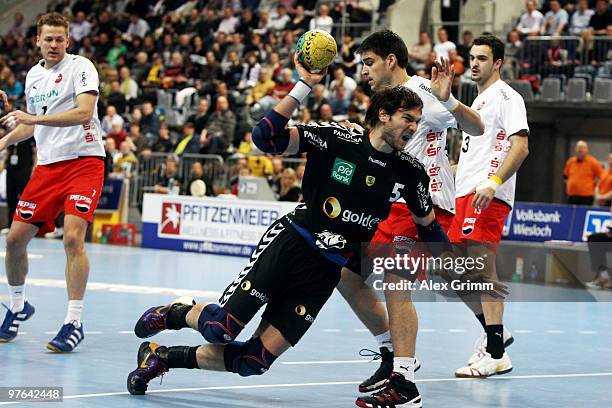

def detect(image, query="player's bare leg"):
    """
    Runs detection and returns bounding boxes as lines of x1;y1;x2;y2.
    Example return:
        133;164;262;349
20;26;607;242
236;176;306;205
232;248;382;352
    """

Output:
46;215;90;352
0;221;38;342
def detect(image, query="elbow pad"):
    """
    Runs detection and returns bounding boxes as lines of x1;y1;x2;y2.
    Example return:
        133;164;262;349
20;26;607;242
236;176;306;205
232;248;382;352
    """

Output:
252;109;290;154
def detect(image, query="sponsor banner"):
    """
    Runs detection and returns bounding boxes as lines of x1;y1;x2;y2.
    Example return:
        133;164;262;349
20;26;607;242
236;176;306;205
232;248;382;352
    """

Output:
96;178;123;210
141;194;297;256
503;202;610;242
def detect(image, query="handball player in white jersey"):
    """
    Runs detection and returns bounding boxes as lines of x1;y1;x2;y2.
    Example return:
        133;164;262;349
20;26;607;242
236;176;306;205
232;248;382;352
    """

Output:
335;30;484;407
449;35;529;378
0;13;105;352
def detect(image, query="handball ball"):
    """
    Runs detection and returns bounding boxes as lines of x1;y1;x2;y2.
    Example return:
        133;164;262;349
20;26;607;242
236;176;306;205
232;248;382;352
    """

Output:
296;29;337;73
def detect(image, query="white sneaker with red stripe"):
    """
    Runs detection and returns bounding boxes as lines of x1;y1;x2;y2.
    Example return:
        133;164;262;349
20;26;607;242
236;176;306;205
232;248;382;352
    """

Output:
455;352;512;378
466;328;514;366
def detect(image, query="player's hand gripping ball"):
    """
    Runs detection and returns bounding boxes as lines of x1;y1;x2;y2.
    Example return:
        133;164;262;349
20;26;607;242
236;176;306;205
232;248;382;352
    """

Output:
296;29;337;73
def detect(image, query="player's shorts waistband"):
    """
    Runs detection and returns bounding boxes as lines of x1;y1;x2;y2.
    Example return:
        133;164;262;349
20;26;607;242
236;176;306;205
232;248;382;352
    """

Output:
39;156;105;168
283;217;353;267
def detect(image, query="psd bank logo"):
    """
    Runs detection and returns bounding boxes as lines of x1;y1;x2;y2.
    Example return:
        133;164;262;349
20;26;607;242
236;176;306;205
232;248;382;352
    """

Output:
160;203;182;235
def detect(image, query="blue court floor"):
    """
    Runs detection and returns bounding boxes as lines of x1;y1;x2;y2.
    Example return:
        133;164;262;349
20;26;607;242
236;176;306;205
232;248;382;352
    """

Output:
0;238;611;407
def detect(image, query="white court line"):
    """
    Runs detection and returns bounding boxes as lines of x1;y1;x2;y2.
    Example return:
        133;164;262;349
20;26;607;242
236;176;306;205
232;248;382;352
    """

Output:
514;329;532;333
419;329;436;333
0;252;44;259
448;329;465;333
85;331;104;335
322;329;341;333
0;277;222;299
282;360;374;365
547;330;566;334
118;331;133;334
353;329;369;333
1;372;611;405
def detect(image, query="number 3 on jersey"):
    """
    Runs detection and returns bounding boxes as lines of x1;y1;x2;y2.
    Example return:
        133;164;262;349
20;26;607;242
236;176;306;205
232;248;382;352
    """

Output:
389;183;405;202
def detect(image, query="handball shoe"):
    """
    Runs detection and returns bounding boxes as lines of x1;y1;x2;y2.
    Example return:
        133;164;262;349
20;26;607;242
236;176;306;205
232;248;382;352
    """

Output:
127;342;169;395
134;296;195;338
466;328;514;365
455;352;512;378
47;321;84;352
356;372;422;408
358;348;422;393
0;302;35;342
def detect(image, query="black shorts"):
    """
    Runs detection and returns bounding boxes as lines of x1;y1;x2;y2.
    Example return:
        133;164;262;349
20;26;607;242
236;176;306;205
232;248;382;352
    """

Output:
219;218;342;346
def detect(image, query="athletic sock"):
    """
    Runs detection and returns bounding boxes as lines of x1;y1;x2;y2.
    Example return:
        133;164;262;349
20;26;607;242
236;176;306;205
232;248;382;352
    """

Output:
166;303;193;330
64;300;83;326
158;346;199;369
375;330;393;352
475;313;487;330
8;284;25;313
393;357;416;382
485;324;504;359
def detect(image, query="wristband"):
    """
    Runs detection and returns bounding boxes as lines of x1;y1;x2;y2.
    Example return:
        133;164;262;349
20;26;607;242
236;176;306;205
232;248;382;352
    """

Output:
288;79;312;104
439;94;459;112
478;178;499;192
490;175;503;186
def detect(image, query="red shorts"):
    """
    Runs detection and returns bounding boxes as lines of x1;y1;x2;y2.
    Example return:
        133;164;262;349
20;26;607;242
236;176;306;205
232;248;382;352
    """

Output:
447;193;511;252
372;202;454;243
14;157;105;234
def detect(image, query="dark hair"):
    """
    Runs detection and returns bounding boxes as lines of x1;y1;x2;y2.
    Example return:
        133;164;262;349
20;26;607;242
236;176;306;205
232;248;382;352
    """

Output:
365;86;423;127
357;30;409;69
37;12;69;35
472;35;505;62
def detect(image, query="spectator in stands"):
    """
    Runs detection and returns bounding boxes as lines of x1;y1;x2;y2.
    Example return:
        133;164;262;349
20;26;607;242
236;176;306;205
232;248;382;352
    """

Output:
570;0;596;35
448;48;464;93
126;13;150;40
107;80;128;114
587;0;612;36
174;122;201;155
330;66;357;100
433;27;456;61
223;50;244;88
264;52;283;81
236;131;257;155
248;155;273;177
71;11;91;45
456;30;473;63
217;7;240;35
201;95;236;155
237;8;258;35
7;12;27;39
306;84;329;120
278;168;302;202
298;106;314;125
200;51;223;84
163;52;189;90
319;103;334;122
543;0;569;36
101;106;124;136
246;68;276;106
113;141;138;179
107;35;127;67
141;101;161;143
2;73;23;104
585;204;612;289
230;165;251;195
153;155;182;195
188;99;211;135
502;30;523;80
517;0;545;36
595;153;612;207
310;4;334;33
152;123;174;153
127;123;149;154
256;68;295;113
408;31;433;71
184;161;214;197
288;5;310;36
269;5;291;31
143;54;163;89
107;120;128;148
239;51;262;90
340;33;360;76
563;140;604;205
329;85;350;115
105;137;120;164
119;67;139;103
268;157;284;196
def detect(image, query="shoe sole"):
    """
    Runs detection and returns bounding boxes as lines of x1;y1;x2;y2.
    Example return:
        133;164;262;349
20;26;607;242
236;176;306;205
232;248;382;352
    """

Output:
0;307;36;343
358;362;422;393
46;343;72;353
356;396;423;408
455;366;513;378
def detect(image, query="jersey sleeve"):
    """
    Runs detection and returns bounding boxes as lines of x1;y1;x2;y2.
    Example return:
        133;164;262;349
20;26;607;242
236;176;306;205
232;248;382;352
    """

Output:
73;57;100;96
399;155;433;218
294;124;333;154
501;92;529;137
436;98;458;129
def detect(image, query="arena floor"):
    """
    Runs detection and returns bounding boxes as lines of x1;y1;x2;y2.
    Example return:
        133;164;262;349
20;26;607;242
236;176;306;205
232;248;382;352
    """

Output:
0;238;611;408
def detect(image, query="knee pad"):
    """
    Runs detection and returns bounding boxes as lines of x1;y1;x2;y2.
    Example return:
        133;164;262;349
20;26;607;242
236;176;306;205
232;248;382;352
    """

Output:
224;337;277;377
197;304;242;344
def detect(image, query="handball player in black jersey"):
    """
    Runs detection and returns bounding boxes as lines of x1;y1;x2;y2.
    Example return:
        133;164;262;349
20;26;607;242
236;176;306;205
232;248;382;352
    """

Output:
126;54;451;397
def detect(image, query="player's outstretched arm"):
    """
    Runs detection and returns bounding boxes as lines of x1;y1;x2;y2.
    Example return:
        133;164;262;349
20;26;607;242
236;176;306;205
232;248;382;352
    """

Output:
471;132;529;209
430;58;484;136
252;53;327;156
0;123;35;153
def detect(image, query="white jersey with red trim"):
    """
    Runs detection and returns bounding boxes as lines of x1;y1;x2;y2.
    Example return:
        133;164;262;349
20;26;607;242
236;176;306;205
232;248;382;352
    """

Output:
25;53;104;165
402;76;457;214
455;79;529;208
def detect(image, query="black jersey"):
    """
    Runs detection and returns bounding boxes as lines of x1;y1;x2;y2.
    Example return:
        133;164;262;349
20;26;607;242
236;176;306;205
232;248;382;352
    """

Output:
285;122;432;253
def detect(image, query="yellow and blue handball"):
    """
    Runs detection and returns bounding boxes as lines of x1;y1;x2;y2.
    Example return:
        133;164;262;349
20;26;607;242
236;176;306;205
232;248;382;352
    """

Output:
296;29;337;73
